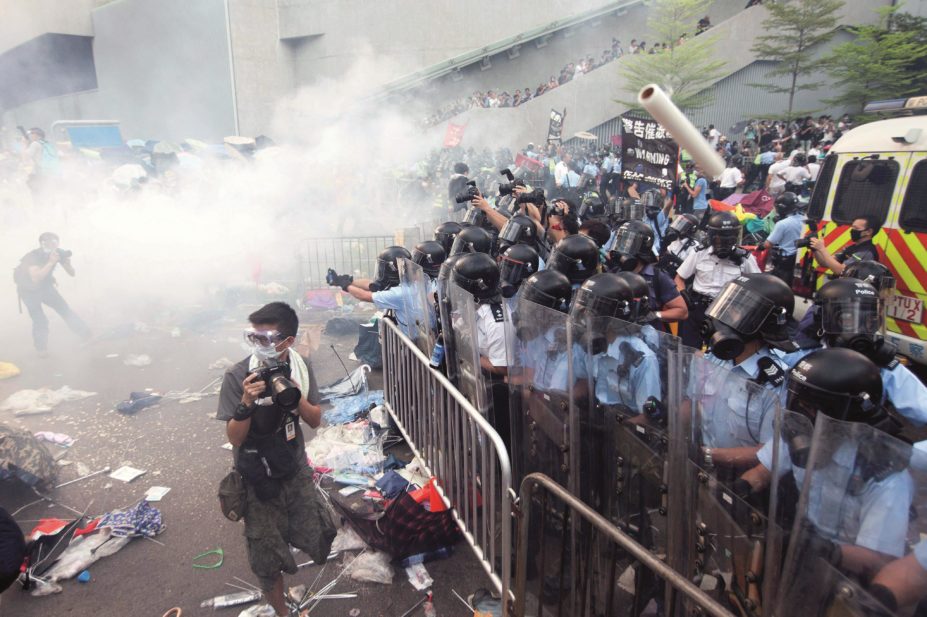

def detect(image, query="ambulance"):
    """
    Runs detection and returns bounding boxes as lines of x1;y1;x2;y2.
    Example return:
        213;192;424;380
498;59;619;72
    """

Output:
799;96;927;365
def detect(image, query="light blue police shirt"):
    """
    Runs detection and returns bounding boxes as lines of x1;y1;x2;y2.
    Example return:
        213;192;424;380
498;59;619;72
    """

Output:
575;335;660;411
766;213;804;256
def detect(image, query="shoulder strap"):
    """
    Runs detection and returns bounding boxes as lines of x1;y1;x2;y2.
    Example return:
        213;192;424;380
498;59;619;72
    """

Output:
490;303;505;323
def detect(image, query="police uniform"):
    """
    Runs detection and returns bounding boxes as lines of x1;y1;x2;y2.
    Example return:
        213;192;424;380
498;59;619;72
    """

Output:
477;301;512;448
766;213;804;283
372;286;409;327
647;211;669;255
695;348;788;449
835;240;879;267
676;247;760;348
576;335;660;412
757;439;913;558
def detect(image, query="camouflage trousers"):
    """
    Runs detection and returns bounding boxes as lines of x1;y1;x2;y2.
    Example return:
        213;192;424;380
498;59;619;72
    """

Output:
243;466;336;590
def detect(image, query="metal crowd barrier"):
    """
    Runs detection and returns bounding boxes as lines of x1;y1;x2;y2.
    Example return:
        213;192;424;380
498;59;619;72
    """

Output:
514;473;737;617
379;317;515;608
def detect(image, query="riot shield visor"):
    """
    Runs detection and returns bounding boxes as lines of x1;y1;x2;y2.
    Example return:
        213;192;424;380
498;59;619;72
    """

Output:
499;253;533;288
373;256;400;289
462;206;484;227
706;283;778;336
398;258;436;355
668;214;696;237
616;199;644;221
570;286;631;324
498;217;530;246
709;227;742;252
447;281;492;415
820;297;882;335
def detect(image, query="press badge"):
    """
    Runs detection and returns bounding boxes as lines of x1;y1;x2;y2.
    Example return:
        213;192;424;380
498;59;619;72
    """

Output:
285;418;296;441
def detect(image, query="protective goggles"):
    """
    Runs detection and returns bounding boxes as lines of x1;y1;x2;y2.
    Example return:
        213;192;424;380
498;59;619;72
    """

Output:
243;328;286;347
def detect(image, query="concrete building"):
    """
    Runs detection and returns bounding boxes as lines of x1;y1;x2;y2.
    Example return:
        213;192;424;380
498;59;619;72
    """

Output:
1;0;925;143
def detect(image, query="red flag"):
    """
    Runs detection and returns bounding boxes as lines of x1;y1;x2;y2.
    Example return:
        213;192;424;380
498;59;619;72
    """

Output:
443;123;465;148
514;152;541;173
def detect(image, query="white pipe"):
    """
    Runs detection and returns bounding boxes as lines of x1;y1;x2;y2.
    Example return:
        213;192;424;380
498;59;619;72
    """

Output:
637;84;726;179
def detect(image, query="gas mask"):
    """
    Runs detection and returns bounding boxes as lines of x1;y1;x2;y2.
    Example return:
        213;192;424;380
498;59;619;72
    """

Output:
646;206;661;219
617;255;638;272
826;332;897;366
701;318;749;360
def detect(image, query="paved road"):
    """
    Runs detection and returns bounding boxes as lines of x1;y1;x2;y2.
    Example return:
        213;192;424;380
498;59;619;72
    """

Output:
0;305;494;617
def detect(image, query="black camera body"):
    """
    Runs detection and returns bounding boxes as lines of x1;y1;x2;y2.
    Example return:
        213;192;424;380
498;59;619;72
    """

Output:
251;358;301;412
793;218;820;249
516;188;546;207
57;249;73;260
455;180;479;204
498;168;525;197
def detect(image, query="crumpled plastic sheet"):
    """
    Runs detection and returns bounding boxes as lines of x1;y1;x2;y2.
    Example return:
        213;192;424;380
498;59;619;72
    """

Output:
348;551;393;585
319;365;370;401
44;528;132;582
0;386;96;415
29;578;62;596
323;390;384;425
305;422;386;474
238;604;276;617
331;525;368;553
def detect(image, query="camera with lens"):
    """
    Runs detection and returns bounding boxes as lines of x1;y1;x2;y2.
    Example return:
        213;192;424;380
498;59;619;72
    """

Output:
455;180;479;204
515;188;546;206
251;358;301;412
793;218;820;249
57;249;73;260
497;168;526;197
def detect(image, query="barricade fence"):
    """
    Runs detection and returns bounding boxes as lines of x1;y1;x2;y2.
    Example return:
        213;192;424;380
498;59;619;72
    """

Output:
379;317;515;608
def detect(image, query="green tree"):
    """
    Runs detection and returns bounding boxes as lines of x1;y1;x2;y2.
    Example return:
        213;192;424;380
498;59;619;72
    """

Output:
750;0;845;121
824;6;927;113
619;0;727;110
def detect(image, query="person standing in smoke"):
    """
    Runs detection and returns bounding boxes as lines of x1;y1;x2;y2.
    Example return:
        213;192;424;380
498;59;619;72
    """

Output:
21;127;58;202
13;232;91;356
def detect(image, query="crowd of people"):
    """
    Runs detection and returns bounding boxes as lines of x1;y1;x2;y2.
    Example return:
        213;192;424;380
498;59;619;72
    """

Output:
321;117;926;611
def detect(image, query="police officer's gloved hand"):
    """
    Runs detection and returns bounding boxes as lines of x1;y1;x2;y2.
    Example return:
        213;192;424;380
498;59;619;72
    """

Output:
325;268;339;287
801;521;842;566
336;274;353;291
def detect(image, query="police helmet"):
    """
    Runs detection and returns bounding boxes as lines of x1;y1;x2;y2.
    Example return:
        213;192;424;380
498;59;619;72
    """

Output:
499;243;540;298
570;273;634;323
706;211;742;258
665;213;699;243
774;192;799;218
614;271;652;323
372;246;412;290
451;252;501;301
612;220;656;267
704;273;797;359
497;214;539;251
786;348;883;426
842;260;895;295
814;278;896;365
437;253;464;286
616;197;644;221
641;189;664;218
521;270;572;312
547;234;600;284
462;206;489;228
434;221;462;256
578;191;606;221
449;225;494;257
411;241;446;278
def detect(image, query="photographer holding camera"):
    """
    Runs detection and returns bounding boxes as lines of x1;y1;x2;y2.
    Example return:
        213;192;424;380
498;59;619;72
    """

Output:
217;302;334;617
13;232;90;355
808;215;880;276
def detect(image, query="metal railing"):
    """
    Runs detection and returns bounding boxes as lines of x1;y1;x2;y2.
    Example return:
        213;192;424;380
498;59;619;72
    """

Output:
299;236;395;290
514;473;737;617
379;317;515;609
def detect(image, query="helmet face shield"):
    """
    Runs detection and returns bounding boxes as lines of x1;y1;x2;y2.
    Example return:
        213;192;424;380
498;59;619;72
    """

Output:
786;377;856;423
499;255;533;286
820;297;881;335
374;257;401;287
613;227;646;257
499;219;529;245
669;215;695;237
709;228;741;252
706;283;778;336
571;286;630;321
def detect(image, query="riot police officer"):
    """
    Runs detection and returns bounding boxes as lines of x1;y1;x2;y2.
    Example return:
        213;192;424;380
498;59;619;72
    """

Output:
452;253;511;446
658;213;702;277
675;210;760;348
519;269;572;313
609;220;688;330
433;221;463;256
411;240;446;280
449;225;494;257
547;234;600;291
696;273;797;469
762;191;804;284
497;214;544;257
641;189;670;255
499;243;540;313
786;277;927;427
328;245;413;324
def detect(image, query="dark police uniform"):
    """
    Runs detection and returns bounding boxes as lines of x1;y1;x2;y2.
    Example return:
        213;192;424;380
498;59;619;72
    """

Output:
835;239;879;267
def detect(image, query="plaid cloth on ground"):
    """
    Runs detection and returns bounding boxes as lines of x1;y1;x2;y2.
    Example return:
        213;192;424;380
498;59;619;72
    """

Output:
333;491;461;560
99;500;165;538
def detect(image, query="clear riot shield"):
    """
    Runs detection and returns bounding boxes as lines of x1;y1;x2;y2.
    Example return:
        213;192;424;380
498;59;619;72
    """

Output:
447;281;492;415
507;296;572;490
566;313;683;615
667;350;786;617
436;274;458;382
770;413;927;617
398;258;435;356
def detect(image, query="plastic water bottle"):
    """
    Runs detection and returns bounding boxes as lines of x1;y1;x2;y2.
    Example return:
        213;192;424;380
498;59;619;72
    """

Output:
200;590;262;608
429;334;445;369
423;592;437;617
